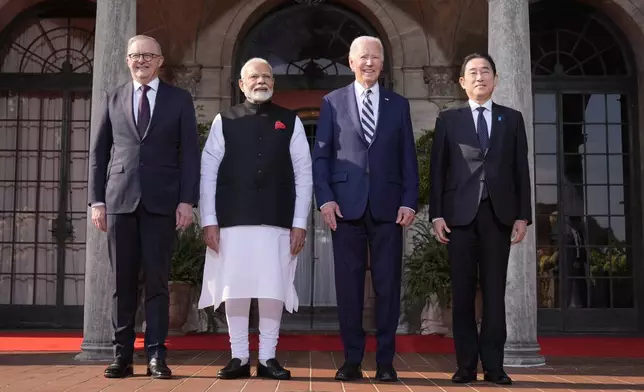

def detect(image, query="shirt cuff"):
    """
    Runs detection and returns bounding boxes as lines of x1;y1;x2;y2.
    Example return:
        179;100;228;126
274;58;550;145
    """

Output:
292;218;308;229
319;201;334;210
400;206;415;214
91;202;105;208
201;215;218;227
431;217;444;223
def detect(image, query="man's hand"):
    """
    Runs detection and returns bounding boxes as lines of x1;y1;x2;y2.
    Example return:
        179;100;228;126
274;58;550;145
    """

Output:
511;220;528;244
203;225;220;252
396;207;415;227
91;205;107;232
321;202;343;231
290;228;306;256
432;218;451;244
176;203;193;230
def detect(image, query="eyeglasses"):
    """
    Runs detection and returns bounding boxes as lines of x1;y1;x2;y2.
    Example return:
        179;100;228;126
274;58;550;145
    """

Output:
127;53;161;62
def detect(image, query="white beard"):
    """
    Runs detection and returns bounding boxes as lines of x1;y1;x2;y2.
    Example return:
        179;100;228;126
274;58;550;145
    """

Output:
245;89;273;103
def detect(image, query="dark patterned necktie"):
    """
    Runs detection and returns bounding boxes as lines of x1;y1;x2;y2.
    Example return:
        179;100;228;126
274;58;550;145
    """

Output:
476;106;489;200
476;106;489;151
138;84;151;138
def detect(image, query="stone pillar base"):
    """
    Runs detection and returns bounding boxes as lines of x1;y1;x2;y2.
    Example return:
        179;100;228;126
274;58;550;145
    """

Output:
74;342;113;362
504;342;546;367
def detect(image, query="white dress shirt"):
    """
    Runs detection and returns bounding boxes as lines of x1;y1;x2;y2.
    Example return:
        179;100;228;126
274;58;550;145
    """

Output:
133;77;159;124
200;113;313;229
354;80;379;129
468;98;492;138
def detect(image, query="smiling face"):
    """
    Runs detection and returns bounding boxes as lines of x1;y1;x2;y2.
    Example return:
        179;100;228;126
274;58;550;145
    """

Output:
239;60;274;103
459;57;497;103
126;37;164;85
349;38;383;88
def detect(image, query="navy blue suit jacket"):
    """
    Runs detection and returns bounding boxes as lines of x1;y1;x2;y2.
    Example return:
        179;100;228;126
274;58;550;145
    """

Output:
312;83;419;222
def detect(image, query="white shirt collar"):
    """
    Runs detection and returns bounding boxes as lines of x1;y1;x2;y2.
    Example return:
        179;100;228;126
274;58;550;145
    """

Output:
468;98;492;112
133;77;160;91
354;80;379;97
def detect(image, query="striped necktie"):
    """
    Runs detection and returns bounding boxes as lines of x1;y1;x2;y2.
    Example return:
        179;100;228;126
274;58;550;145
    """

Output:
361;89;375;144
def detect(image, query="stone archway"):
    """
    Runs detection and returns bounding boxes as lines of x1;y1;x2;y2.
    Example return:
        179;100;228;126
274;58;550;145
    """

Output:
192;0;428;113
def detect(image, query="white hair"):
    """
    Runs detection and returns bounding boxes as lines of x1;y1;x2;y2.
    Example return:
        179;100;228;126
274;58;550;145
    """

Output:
127;35;162;54
240;57;273;79
349;36;384;58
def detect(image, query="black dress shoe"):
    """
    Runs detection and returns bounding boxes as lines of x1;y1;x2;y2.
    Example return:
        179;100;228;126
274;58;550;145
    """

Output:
484;371;512;385
257;358;291;380
104;358;133;378
451;369;477;383
146;358;172;379
335;362;363;381
217;358;251;379
375;364;398;382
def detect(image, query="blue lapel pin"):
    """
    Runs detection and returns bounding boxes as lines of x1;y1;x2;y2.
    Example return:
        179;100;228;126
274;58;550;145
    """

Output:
497;115;502;121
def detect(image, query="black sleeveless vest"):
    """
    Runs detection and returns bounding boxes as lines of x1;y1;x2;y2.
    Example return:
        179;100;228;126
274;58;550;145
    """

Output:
215;100;297;229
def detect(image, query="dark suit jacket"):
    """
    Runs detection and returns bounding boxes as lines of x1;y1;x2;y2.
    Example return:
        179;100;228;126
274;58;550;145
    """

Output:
88;80;200;216
428;102;532;227
313;83;419;222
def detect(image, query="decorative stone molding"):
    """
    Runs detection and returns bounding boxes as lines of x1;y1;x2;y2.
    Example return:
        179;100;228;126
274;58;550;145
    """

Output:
164;64;203;95
423;65;459;98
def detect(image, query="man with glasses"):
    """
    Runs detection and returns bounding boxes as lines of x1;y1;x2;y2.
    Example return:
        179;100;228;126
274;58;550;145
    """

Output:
88;35;200;380
198;57;312;380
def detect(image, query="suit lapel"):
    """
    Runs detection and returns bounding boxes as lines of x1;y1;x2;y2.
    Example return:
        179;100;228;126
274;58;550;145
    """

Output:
458;104;480;148
488;102;506;156
121;82;139;139
369;87;387;147
345;84;367;144
143;81;166;140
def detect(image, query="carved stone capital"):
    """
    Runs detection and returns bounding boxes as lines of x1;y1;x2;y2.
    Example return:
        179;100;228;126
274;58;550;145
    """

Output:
163;64;203;95
423;65;459;97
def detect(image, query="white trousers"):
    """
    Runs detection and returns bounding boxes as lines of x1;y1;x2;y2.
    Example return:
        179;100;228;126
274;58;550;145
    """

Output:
225;298;283;361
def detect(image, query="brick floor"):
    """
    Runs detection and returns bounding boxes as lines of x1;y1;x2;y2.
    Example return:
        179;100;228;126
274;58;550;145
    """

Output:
0;351;642;391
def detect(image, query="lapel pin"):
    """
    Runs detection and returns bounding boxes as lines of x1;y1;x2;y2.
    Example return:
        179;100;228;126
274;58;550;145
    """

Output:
497;116;502;121
384;97;389;101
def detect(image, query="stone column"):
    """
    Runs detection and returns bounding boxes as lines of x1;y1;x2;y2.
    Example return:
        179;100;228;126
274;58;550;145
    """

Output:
75;0;136;361
488;0;545;367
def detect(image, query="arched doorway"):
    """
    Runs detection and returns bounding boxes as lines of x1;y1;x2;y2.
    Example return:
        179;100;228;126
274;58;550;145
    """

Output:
234;2;391;105
234;2;388;330
531;0;640;333
0;1;95;328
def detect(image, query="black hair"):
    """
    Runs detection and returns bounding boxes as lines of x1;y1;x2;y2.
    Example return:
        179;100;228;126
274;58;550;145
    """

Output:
460;53;497;76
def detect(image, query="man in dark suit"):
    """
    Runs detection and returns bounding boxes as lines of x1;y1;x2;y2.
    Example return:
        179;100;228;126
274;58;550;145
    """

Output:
429;53;531;385
88;35;200;380
313;36;419;382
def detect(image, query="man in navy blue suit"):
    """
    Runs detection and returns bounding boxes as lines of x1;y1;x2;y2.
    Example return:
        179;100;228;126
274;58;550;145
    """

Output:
312;36;419;382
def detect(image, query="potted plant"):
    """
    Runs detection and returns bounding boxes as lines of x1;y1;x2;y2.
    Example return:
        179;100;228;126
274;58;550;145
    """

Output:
402;129;452;333
168;216;206;334
403;217;452;332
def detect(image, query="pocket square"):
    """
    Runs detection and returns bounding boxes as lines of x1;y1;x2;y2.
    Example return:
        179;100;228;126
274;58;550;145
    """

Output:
275;120;286;130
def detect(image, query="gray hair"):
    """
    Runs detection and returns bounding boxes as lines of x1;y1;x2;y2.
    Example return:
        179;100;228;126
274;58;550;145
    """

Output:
240;57;273;79
349;36;384;58
127;35;162;55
